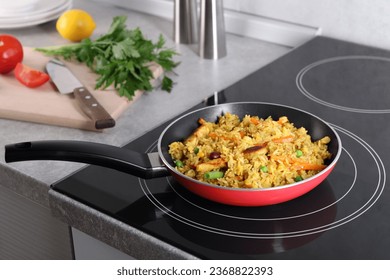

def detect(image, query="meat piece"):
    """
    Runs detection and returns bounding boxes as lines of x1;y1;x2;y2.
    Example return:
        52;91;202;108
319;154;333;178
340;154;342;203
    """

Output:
196;158;226;173
185;124;211;146
243;145;267;155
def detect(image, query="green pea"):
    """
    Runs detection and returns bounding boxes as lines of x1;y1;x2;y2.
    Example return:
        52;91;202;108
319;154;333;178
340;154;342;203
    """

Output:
296;150;303;158
204;171;224;180
194;147;199;154
294;175;303;182
175;160;184;168
260;166;268;173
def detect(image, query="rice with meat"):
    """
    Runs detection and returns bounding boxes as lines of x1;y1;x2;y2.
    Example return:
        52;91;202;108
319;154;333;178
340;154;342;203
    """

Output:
168;113;332;189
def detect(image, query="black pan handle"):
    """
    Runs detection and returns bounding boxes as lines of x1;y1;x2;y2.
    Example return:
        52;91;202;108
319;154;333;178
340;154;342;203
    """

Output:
4;141;170;179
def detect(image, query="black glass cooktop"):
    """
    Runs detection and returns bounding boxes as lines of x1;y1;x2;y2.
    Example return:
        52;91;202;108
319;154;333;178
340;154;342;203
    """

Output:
53;36;390;259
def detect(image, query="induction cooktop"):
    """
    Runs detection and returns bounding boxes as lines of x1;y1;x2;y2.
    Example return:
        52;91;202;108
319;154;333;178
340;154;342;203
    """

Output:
53;36;390;259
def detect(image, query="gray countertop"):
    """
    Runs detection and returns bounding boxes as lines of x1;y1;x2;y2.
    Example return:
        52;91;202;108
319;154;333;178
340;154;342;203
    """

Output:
0;0;290;258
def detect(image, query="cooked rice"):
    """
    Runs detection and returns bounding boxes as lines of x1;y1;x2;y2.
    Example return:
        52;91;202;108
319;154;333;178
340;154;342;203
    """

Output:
168;113;332;189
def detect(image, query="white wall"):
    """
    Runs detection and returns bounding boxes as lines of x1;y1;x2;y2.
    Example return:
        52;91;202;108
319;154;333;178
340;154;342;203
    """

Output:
97;0;390;50
225;0;390;50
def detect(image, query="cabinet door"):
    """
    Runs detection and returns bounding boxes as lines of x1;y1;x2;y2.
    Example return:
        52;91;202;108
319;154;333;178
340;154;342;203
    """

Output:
72;228;134;260
0;184;73;259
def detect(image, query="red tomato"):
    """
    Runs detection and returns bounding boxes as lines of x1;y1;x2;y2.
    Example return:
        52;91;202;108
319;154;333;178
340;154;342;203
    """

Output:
0;34;24;74
14;63;50;88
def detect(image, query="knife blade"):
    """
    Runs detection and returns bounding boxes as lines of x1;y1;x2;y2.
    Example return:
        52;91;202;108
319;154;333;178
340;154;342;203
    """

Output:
46;59;115;129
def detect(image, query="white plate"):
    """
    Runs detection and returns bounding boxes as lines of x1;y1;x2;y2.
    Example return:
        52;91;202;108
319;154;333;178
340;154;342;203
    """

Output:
0;0;71;24
0;0;41;15
0;0;68;18
0;1;72;29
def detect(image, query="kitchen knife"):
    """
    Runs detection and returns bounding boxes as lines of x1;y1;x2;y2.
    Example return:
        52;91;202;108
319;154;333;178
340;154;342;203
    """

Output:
46;59;115;129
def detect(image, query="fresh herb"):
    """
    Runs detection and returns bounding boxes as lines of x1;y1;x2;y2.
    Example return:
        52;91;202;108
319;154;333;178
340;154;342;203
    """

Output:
36;16;179;100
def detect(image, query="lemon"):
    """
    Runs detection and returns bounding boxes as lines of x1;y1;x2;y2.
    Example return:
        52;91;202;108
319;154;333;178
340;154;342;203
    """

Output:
56;9;96;42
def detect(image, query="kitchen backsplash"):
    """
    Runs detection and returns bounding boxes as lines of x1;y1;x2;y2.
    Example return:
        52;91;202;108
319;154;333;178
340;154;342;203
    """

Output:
94;0;390;50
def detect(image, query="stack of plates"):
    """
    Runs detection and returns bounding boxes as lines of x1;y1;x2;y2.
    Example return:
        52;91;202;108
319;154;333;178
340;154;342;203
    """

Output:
0;0;73;29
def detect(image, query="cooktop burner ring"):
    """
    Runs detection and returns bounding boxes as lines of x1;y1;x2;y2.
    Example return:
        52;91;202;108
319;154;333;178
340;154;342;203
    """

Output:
296;55;390;113
138;125;385;239
165;146;354;222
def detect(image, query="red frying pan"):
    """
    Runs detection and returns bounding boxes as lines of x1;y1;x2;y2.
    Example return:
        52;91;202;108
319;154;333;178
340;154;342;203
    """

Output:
5;102;342;206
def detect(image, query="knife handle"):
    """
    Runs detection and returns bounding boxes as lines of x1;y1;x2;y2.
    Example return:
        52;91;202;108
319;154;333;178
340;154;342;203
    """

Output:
73;87;116;129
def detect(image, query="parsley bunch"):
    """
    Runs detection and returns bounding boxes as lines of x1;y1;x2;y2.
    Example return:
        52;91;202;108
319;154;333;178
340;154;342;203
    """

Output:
37;16;179;100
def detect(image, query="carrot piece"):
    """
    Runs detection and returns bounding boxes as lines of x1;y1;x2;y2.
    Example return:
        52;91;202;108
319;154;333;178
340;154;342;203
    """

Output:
198;118;207;125
250;117;260;125
293;162;327;171
272;135;294;143
208;132;240;143
208;132;218;139
277;116;288;125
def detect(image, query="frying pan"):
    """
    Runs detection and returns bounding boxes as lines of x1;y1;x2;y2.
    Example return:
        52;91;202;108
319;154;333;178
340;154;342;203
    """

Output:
4;102;342;206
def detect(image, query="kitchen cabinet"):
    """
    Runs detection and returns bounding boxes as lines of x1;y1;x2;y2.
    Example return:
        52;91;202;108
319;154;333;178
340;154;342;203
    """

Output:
72;228;133;260
0;184;72;259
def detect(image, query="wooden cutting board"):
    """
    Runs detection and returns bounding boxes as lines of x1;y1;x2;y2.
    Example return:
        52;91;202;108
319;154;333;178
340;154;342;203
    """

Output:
0;47;163;131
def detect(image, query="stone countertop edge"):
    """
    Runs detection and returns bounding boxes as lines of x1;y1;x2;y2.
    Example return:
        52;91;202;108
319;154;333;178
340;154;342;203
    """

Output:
49;190;199;259
0;163;51;208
